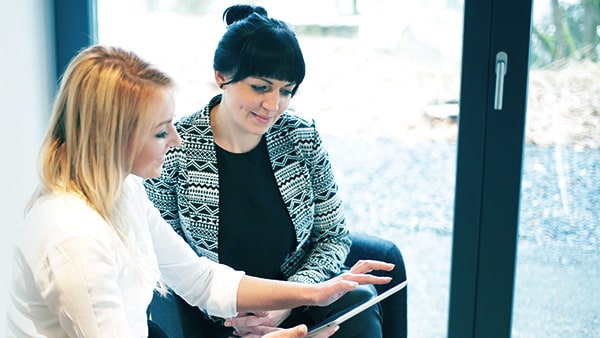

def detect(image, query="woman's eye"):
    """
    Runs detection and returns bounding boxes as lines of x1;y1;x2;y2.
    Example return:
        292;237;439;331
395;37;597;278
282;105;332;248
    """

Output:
155;131;168;139
251;85;269;93
281;89;293;96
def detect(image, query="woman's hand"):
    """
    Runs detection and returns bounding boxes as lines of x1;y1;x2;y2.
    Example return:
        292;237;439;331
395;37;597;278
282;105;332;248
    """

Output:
255;324;338;338
226;309;292;337
236;259;394;314
309;260;394;307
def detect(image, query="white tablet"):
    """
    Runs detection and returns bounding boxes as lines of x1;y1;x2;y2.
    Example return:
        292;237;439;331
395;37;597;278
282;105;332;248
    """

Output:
306;280;407;337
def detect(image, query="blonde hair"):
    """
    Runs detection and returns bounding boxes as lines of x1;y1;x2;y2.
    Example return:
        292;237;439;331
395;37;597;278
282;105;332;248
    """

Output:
29;45;174;292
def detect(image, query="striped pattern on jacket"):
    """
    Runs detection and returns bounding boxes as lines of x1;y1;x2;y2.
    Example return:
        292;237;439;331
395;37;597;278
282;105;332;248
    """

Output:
143;94;351;283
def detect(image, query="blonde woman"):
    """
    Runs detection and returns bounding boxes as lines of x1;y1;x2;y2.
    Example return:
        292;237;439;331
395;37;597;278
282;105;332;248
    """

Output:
6;45;393;338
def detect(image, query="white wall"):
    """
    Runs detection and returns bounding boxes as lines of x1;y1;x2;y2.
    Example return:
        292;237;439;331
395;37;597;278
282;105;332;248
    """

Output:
0;0;54;332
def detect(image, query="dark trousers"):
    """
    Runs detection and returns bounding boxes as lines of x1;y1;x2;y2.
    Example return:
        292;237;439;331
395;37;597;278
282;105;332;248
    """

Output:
148;233;407;338
174;284;382;338
148;319;169;338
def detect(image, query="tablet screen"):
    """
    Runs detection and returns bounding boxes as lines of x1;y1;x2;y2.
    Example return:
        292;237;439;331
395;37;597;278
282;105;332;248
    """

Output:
306;280;407;337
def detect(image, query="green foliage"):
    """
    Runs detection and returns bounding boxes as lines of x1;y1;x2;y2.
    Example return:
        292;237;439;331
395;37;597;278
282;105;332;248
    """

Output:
530;0;600;67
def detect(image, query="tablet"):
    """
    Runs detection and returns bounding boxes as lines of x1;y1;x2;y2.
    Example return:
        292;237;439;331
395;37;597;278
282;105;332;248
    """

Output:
306;280;407;337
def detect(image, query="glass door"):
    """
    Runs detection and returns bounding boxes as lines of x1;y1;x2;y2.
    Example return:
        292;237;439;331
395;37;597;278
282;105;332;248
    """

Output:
97;1;464;336
511;0;600;336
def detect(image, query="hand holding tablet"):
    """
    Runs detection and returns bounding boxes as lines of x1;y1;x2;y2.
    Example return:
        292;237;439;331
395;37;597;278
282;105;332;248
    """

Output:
306;280;408;337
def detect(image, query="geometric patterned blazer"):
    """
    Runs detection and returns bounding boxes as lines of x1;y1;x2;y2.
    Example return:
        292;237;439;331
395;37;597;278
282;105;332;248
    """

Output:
144;94;351;284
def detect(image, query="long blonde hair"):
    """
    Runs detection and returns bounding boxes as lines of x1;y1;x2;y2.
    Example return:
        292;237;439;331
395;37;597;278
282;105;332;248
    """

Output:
31;44;173;222
29;45;175;290
26;45;175;292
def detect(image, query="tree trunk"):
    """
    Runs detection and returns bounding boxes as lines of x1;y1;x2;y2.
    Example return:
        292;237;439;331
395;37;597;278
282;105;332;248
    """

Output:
551;0;567;59
582;0;600;60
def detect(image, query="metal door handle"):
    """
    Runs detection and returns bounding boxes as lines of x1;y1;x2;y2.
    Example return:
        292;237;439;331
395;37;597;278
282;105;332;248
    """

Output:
494;51;508;110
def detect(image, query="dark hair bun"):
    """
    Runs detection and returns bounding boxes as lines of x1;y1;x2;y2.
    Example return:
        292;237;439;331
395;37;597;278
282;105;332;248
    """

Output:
223;4;268;26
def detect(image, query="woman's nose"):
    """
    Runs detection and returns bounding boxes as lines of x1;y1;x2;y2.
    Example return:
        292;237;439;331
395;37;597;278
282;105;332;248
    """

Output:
170;128;182;147
262;92;279;112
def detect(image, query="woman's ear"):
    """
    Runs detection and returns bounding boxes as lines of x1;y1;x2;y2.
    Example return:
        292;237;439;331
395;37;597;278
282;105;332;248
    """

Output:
215;71;228;89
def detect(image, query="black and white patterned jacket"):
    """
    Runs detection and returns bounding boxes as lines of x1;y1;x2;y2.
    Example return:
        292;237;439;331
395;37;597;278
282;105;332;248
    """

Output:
144;95;351;284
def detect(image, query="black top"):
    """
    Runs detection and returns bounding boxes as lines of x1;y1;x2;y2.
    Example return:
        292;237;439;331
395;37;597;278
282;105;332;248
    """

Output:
215;136;296;280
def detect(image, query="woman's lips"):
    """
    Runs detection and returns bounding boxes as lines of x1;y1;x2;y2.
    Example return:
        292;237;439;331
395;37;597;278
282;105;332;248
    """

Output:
252;112;272;124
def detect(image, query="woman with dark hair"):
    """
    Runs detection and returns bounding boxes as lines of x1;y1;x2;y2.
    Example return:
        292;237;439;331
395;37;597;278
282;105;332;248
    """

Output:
144;4;389;338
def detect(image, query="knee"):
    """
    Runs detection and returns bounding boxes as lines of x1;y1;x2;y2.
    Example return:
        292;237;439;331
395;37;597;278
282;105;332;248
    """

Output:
346;232;406;282
344;284;378;304
326;284;377;314
335;285;383;338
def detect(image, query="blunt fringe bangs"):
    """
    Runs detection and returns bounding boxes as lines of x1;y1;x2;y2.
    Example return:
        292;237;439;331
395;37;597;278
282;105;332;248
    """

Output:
214;13;306;94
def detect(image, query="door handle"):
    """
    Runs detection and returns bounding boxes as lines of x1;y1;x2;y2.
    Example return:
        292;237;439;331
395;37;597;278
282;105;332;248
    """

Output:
494;51;508;110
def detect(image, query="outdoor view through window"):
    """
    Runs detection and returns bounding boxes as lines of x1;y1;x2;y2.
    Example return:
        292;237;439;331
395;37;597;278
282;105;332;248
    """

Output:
97;0;598;337
512;0;599;337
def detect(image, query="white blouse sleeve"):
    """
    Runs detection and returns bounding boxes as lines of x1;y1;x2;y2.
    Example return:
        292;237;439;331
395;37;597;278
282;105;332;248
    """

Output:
38;236;132;337
138;180;245;318
12;199;137;337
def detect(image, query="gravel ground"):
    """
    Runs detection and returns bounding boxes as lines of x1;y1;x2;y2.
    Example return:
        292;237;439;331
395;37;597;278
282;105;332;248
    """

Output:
322;136;600;338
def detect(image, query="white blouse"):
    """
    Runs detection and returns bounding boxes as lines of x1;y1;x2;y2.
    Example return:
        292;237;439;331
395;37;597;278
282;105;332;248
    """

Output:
7;175;244;337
